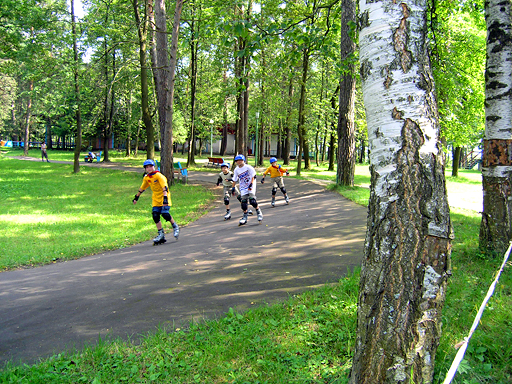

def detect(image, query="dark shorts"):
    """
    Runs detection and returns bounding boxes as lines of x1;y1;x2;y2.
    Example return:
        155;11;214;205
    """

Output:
152;206;170;214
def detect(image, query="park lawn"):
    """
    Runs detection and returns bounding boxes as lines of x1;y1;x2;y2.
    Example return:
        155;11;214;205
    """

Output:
0;152;510;383
0;156;215;270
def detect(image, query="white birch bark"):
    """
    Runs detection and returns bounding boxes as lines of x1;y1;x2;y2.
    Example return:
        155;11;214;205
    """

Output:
479;0;512;254
350;0;452;382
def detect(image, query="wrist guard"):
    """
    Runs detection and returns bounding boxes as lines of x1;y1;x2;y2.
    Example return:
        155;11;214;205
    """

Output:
163;196;169;205
133;194;139;202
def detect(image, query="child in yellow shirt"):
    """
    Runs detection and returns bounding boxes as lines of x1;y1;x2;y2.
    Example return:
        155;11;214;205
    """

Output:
261;157;290;207
132;159;179;244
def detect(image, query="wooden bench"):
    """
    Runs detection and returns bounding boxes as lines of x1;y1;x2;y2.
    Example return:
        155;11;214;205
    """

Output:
207;157;224;167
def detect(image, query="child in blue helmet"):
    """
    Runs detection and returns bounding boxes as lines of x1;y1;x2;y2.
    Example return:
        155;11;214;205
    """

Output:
217;162;238;220
232;154;263;225
261;157;290;207
132;159;179;244
217;162;253;220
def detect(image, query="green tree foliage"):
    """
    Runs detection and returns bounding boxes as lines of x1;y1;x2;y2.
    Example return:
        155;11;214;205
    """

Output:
432;1;486;150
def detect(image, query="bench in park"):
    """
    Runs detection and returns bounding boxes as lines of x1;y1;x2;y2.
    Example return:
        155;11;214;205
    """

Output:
155;160;188;184
207;157;224;167
174;162;188;184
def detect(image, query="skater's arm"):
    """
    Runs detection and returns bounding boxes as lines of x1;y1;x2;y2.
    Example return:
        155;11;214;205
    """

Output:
133;189;145;204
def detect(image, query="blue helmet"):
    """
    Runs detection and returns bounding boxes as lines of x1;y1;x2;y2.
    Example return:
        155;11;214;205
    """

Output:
270;157;277;164
220;162;230;168
143;159;156;167
234;154;245;162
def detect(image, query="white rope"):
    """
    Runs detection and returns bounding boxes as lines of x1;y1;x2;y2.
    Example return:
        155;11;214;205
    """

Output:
442;242;512;384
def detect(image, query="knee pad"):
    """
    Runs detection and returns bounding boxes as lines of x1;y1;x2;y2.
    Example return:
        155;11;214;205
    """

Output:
241;197;248;211
224;196;230;205
249;197;258;208
162;212;172;222
152;211;161;224
237;195;242;202
280;187;287;195
272;187;277;196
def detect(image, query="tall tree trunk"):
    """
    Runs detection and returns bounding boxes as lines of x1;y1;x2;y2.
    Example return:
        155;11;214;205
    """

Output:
23;80;33;157
220;71;228;156
452;146;461;177
479;0;512;255
283;74;294;165
132;0;154;160
71;0;82;173
125;91;132;156
328;85;339;172
350;1;453;382
297;48;310;172
160;0;182;180
102;12;110;160
328;131;335;171
336;0;357;186
187;10;198;167
105;48;116;161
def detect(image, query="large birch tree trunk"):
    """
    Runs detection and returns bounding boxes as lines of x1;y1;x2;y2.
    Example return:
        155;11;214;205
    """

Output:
350;1;452;383
479;0;512;255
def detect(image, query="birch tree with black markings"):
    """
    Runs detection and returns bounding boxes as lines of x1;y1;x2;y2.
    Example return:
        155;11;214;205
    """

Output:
479;0;512;255
349;0;453;383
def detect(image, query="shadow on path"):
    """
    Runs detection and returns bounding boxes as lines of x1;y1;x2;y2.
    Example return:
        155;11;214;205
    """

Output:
0;157;367;366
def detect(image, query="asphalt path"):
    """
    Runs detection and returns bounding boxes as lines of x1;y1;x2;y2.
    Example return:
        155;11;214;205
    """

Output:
0;159;367;366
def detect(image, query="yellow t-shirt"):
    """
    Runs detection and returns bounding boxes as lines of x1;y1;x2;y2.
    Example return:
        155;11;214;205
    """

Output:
263;165;287;178
140;171;172;207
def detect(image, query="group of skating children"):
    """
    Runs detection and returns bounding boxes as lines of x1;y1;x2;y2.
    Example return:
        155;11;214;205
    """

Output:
216;155;289;225
132;156;290;245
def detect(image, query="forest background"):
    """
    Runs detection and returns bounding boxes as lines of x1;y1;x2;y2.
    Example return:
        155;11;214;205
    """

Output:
0;0;485;175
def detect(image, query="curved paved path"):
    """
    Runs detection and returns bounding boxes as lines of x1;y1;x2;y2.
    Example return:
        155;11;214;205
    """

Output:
0;158;367;366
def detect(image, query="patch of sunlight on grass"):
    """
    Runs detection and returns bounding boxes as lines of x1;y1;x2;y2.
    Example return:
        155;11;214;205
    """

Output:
1;213;107;224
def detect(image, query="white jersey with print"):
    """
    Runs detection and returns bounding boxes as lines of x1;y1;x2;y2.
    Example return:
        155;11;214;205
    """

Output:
233;163;257;196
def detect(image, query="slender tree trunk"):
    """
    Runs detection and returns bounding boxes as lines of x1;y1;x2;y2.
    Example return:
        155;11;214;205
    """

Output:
350;1;452;382
337;0;357;186
105;49;116;161
125;92;132;156
297;48;310;172
23;80;33;157
321;123;327;162
102;14;110;160
328;86;339;172
187;12;198;167
479;0;512;255
328;131;335;171
452;146;461;177
132;0;154;160
283;75;294;165
71;0;82;173
220;71;228;156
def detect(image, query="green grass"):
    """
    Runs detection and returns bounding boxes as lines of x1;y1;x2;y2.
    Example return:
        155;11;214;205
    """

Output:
0;151;510;383
0;156;215;270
